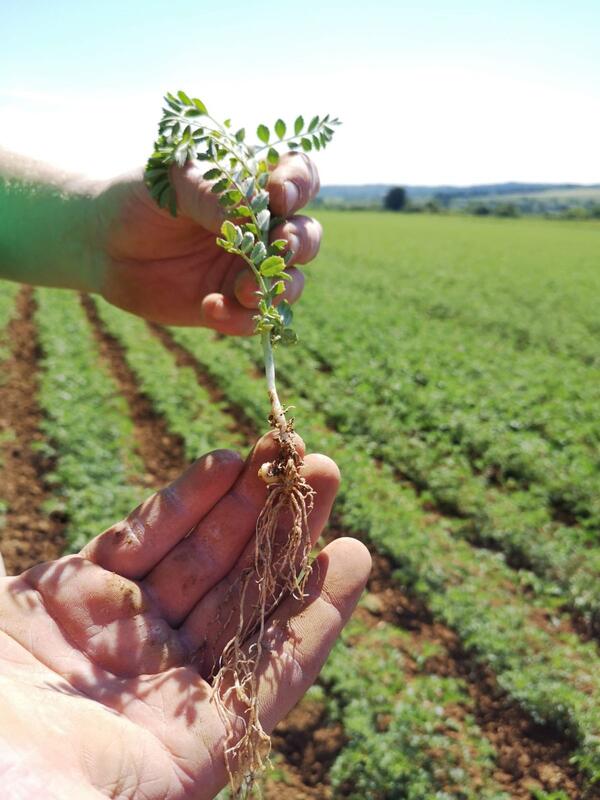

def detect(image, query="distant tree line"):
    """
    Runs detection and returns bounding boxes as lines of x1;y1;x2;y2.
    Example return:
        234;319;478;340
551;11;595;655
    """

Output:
381;186;600;221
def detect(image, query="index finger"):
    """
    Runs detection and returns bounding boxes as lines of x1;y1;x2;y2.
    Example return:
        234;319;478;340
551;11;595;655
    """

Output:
267;152;320;216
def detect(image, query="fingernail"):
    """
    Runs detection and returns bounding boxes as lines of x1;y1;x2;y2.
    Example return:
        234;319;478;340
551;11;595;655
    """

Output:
284;180;300;213
210;300;230;321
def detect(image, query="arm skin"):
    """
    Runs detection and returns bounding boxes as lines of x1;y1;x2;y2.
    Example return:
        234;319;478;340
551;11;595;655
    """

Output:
0;434;371;799
0;148;100;292
0;147;323;334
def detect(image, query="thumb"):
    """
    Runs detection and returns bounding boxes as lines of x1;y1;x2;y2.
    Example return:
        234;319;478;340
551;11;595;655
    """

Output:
170;161;225;233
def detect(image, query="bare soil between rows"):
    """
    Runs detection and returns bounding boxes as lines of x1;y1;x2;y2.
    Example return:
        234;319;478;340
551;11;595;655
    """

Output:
0;287;66;572
0;295;594;798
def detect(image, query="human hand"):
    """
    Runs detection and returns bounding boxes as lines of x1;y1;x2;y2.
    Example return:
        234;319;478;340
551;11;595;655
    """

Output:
92;154;322;334
0;434;370;799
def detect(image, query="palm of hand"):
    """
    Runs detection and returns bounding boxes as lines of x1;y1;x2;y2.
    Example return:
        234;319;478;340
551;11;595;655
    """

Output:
0;436;370;800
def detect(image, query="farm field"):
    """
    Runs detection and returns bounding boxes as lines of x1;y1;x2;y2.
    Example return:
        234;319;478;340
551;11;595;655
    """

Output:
1;211;600;798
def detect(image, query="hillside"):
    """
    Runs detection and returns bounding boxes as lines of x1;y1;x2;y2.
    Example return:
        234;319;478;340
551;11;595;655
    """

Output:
317;182;600;212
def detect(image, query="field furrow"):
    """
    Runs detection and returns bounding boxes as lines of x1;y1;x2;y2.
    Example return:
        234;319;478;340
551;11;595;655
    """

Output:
35;288;147;551
0;286;66;572
166;324;600;790
0;281;20;541
90;296;243;460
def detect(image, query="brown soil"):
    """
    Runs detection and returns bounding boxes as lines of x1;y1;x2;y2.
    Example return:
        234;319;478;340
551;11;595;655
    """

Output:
271;698;344;793
80;294;187;487
0;287;66;574
147;322;257;444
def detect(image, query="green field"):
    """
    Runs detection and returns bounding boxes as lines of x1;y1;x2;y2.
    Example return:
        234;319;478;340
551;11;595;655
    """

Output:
1;212;600;798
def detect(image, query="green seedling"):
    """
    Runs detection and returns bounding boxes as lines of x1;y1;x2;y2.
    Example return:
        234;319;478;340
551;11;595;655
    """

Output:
145;92;339;796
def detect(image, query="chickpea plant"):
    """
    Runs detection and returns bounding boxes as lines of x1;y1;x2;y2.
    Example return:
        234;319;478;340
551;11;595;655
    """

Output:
145;92;339;795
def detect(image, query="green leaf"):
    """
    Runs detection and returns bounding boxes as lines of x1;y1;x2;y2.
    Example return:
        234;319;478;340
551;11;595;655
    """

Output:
257;124;270;144
221;220;238;244
281;327;298;345
288;141;300;149
258;172;269;188
192;97;208;114
301;138;312;152
157;184;171;208
224;118;231;128
251;193;269;213
219;189;243;206
257;209;270;232
144;167;168;181
236;206;253;217
240;232;255;253
273;280;286;295
308;115;319;132
279;299;293;327
164;97;180;113
235;128;245;142
260;255;286;277
203;167;222;180
294;115;304;135
275;119;286;139
267;147;279;166
270;239;287;251
312;135;321;151
250;241;267;264
211;177;230;194
150;177;170;200
168;188;178;217
241;177;254;199
177;90;192;106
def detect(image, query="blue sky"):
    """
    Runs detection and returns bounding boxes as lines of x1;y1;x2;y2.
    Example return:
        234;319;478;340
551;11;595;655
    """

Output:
2;0;599;184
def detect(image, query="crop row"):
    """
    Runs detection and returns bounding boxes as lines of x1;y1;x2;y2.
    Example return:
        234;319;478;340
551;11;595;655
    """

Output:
309;213;600;366
297;301;599;533
319;610;511;799
224;333;600;634
287;213;600;531
34;289;146;550
167;324;600;787
91;297;243;458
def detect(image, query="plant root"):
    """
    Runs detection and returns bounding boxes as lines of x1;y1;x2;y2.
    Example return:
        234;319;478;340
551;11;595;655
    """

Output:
211;421;315;797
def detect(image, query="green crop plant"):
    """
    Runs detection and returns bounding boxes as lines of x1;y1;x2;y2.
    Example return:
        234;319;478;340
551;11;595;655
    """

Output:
145;92;339;796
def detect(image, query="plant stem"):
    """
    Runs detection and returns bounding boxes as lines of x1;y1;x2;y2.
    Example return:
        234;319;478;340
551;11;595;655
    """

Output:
262;331;287;439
